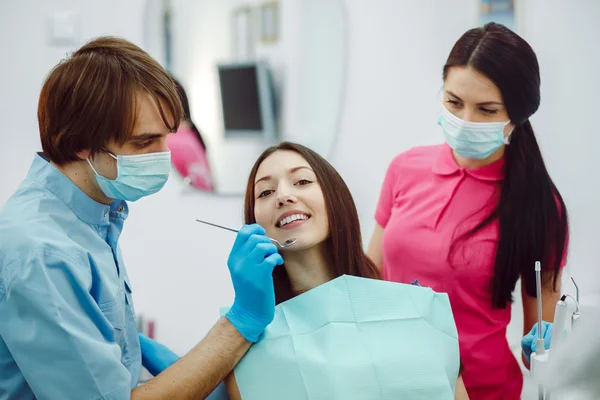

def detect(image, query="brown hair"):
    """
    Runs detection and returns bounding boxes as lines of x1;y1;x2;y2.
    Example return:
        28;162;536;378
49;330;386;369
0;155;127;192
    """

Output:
38;36;183;165
244;142;381;304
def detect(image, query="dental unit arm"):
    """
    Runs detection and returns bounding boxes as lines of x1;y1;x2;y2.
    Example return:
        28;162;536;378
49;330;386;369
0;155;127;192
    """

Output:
530;263;581;400
570;276;581;330
531;262;548;400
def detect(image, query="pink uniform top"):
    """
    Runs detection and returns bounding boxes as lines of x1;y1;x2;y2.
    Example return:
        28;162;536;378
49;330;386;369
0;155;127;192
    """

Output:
167;127;214;191
376;144;524;399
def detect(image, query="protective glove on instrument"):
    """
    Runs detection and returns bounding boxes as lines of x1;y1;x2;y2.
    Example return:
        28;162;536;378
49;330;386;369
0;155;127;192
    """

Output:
521;321;553;362
138;333;180;376
225;224;284;342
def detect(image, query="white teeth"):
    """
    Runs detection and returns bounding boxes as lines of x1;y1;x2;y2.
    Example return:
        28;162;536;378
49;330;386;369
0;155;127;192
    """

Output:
278;214;309;227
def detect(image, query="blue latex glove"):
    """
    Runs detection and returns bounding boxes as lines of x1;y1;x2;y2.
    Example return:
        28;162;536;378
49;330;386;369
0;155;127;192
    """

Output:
225;224;284;342
521;321;553;362
138;333;180;376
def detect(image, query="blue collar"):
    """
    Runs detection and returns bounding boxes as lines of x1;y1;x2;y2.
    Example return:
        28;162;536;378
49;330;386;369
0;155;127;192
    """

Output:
26;153;128;226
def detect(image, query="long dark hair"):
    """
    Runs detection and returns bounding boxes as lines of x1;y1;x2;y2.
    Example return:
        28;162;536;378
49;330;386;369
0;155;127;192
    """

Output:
445;23;568;308
244;142;381;304
171;77;207;151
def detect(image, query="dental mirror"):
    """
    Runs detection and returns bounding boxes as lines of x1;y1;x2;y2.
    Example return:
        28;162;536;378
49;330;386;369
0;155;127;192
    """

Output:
195;219;297;248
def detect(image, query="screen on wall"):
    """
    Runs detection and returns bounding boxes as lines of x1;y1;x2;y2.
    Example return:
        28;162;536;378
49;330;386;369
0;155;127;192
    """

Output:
218;66;263;131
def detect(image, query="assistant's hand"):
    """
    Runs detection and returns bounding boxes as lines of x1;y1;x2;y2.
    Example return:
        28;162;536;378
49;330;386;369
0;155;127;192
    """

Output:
138;333;180;376
521;321;553;362
225;224;284;342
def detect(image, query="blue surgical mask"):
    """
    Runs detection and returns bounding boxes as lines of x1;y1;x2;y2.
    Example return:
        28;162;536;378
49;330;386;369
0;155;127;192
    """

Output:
438;105;513;160
87;151;171;201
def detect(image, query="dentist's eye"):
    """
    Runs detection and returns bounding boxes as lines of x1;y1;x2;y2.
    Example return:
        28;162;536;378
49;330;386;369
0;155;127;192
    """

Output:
136;140;154;149
446;99;461;107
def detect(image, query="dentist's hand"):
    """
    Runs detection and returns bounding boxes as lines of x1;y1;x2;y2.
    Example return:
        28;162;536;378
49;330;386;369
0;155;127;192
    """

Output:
521;321;553;362
225;224;284;342
138;333;180;376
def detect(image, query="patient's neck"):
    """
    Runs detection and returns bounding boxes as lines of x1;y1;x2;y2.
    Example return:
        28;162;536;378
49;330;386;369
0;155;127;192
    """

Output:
283;242;334;296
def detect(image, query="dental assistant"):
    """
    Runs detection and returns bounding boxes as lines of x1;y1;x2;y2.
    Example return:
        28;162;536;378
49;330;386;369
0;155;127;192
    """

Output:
0;37;283;400
367;23;568;399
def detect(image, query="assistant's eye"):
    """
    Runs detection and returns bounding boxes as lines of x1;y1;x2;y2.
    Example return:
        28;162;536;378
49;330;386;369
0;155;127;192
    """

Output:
446;99;461;107
480;107;499;115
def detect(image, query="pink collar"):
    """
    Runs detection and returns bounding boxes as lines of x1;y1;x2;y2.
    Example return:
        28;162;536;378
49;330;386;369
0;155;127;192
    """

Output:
432;144;505;182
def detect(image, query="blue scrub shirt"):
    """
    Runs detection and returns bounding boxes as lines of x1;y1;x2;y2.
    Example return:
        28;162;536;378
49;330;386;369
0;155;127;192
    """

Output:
0;153;141;399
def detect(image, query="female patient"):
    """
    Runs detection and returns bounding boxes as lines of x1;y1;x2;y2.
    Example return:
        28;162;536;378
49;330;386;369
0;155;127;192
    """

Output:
224;142;469;400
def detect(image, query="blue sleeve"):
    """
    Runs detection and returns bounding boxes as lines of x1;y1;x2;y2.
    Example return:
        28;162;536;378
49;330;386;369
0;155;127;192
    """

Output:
0;250;131;400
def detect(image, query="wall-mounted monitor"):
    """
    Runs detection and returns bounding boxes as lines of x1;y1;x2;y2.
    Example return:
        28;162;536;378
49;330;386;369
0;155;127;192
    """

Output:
216;60;277;139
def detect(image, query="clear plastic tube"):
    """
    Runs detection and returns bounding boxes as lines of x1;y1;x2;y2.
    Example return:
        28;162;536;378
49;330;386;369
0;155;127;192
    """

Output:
535;261;542;340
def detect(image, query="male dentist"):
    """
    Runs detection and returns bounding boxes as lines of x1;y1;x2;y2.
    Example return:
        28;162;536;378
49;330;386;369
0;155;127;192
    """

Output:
0;36;282;399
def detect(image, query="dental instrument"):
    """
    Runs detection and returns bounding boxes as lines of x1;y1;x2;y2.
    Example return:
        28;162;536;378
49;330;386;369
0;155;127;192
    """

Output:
536;262;543;348
530;272;583;400
531;261;549;400
549;291;581;355
196;219;297;248
549;295;567;357
570;277;581;330
544;290;582;400
544;295;564;400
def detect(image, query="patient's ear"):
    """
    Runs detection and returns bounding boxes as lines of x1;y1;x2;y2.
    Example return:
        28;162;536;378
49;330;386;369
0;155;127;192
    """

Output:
225;371;242;400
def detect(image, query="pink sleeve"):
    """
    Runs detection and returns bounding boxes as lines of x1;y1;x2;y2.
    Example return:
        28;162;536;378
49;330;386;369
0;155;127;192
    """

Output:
168;128;214;191
375;154;403;228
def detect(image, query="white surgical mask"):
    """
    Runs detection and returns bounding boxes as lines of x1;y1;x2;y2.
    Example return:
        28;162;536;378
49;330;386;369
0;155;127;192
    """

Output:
438;105;513;160
87;151;171;202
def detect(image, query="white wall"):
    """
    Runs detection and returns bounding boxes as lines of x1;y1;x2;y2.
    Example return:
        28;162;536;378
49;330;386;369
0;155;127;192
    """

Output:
515;1;600;372
519;0;600;301
0;0;145;203
168;0;345;194
168;0;299;194
1;0;598;371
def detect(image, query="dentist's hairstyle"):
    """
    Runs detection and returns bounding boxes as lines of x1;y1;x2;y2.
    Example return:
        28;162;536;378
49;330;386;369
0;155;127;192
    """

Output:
444;22;568;309
38;36;183;165
244;141;381;304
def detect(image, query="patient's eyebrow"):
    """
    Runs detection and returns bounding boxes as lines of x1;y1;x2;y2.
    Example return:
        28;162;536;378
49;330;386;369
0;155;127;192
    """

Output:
255;166;313;185
255;175;272;185
289;166;312;174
